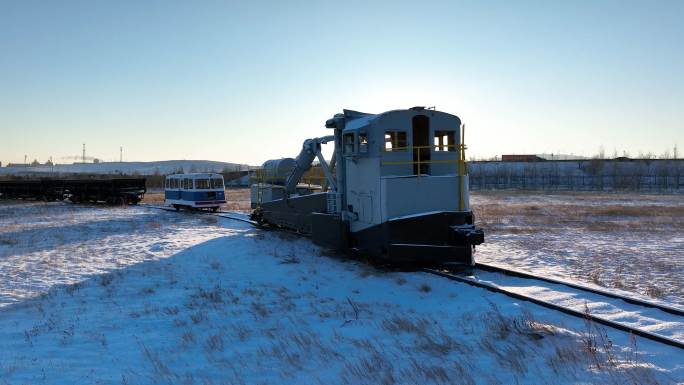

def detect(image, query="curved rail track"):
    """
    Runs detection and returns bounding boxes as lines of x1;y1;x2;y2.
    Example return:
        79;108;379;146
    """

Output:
142;202;684;350
424;266;684;350
141;203;258;226
475;262;684;317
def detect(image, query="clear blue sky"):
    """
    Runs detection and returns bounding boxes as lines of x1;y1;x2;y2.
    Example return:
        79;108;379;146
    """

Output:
1;0;682;165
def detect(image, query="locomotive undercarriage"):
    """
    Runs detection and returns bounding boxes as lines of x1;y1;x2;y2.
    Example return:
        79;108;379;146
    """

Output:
252;193;483;266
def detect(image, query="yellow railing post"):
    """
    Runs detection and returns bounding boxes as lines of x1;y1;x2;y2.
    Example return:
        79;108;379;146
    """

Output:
458;125;466;211
417;147;421;177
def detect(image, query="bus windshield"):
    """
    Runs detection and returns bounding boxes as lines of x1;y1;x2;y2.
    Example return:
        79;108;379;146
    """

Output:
211;178;224;189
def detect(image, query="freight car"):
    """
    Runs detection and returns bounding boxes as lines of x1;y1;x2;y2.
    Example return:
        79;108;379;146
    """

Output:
0;178;146;204
251;107;484;266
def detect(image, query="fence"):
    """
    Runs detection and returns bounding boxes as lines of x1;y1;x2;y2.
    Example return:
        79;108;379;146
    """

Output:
469;174;684;192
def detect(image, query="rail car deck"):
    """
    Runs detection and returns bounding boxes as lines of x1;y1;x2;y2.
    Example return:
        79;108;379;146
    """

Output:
0;178;146;204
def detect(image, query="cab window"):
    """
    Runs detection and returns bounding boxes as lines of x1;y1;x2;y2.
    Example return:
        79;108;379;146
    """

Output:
384;131;407;151
358;132;368;153
434;130;456;152
343;133;355;154
211;178;224;189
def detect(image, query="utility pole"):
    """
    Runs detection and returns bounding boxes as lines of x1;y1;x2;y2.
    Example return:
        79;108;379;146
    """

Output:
82;143;86;164
120;146;123;163
675;144;678;160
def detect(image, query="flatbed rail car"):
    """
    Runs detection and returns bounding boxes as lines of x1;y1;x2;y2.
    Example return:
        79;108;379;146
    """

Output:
0;178;146;204
164;173;226;211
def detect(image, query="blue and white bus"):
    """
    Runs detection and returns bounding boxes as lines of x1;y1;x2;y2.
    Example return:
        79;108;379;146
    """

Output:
164;173;226;211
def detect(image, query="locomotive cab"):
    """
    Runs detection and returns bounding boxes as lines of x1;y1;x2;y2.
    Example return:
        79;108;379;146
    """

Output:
333;108;482;265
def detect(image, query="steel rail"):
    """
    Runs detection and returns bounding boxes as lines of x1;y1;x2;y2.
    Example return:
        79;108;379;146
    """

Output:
423;268;684;350
475;262;684;317
140;203;259;226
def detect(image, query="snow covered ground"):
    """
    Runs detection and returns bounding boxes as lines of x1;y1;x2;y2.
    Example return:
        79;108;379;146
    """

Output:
472;192;684;307
0;201;682;384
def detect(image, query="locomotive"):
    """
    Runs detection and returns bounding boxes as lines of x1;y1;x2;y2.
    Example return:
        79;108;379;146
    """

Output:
250;107;483;266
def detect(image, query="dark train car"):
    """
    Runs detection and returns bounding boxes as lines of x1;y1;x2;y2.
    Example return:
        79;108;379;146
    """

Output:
0;177;146;204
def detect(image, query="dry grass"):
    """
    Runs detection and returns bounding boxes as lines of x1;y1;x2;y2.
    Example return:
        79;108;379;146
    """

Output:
0;238;19;246
141;192;165;203
418;283;432;293
250;301;270;318
99;274;114;287
181;331;194;346
472;191;684;232
205;334;224;352
645;285;666;298
580;304;662;385
199;215;218;225
146;220;162;230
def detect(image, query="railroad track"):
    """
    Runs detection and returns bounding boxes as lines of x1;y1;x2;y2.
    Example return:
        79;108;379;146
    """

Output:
424;266;684;350
140;203;258;226
475;262;684;317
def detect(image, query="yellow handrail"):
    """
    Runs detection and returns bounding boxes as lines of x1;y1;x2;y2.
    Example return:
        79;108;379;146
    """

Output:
383;144;466;152
380;144;468;167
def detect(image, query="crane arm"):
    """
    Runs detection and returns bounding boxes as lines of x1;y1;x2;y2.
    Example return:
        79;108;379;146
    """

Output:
285;135;335;194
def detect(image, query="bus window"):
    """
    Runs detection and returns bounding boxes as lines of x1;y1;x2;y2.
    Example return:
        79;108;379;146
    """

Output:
195;179;210;189
184;179;192;189
211;178;224;189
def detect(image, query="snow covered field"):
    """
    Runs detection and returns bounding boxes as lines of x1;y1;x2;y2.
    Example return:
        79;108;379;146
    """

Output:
0;201;683;384
472;192;684;307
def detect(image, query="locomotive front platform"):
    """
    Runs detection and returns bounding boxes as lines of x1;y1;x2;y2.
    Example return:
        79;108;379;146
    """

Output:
0;178;146;204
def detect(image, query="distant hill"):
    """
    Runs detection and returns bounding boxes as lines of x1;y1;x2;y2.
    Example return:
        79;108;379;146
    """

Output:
0;160;251;176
